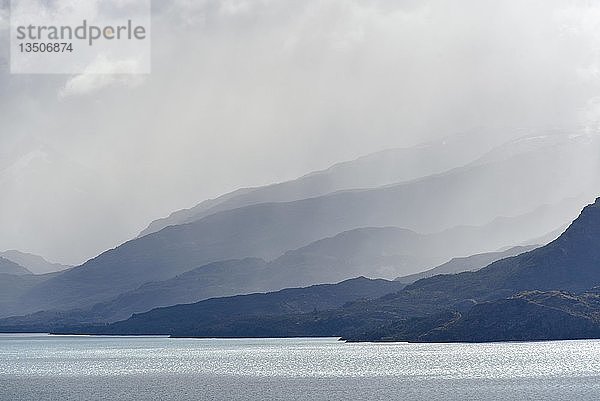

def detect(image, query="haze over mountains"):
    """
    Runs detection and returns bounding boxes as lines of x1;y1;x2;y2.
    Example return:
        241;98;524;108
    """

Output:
0;258;30;276
0;143;117;265
140;132;599;238
6;133;595;314
0;132;599;340
0;272;61;317
395;245;538;284
0;221;552;322
138;134;505;237
0;250;72;276
0;251;71;275
83;197;600;341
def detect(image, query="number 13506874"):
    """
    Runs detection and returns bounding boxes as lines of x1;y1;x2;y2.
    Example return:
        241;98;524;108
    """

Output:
18;42;74;53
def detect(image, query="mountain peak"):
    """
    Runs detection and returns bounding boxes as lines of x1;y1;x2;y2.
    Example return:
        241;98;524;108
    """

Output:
555;197;600;248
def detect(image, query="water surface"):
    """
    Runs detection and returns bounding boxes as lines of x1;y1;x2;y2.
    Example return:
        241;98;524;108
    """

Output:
1;334;599;400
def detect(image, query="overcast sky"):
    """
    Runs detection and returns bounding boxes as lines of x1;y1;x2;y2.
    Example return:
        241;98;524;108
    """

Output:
1;0;600;264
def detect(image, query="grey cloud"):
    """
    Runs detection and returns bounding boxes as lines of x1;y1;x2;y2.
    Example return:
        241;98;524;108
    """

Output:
1;0;600;263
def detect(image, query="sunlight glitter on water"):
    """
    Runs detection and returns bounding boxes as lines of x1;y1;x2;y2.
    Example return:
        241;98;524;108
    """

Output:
1;335;600;380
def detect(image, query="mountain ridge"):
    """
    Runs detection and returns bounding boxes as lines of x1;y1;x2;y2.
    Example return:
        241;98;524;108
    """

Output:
0;257;31;276
2;133;596;324
396;245;538;284
79;197;600;341
0;251;71;275
138;134;501;237
5;198;576;318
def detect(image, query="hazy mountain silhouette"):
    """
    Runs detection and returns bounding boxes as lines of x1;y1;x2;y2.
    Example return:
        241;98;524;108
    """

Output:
4;201;576;321
0;277;406;334
0;272;63;317
0;251;71;275
139;134;500;237
405;197;600;297
348;197;600;341
12;138;593;317
395;245;537;284
71;228;436;322
103;278;405;337
0;257;31;276
139;133;599;238
0;223;527;322
86;197;600;341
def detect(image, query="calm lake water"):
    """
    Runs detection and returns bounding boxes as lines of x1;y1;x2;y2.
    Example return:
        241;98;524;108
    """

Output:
1;334;600;400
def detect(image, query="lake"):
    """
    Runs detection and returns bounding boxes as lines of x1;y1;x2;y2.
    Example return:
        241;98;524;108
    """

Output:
1;334;600;400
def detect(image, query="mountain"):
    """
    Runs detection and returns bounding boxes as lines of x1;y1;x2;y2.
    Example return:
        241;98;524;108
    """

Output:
346;197;600;341
264;227;441;283
140;132;599;238
395;245;538;284
0;224;515;323
11;134;595;317
407;197;600;297
265;208;573;286
78;258;272;322
350;289;600;343
138;134;501;237
413;290;600;342
87;197;600;340
55;228;438;322
0;257;31;275
519;224;568;248
0;251;71;275
0;272;63;317
2;204;574;322
0;277;406;334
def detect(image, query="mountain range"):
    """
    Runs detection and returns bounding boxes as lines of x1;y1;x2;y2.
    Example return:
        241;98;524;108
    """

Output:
0;221;546;322
0;206;571;321
0;277;405;334
0;257;31;276
141;132;600;238
395;245;537;284
5;133;596;319
68;197;600;342
138;133;506;237
1;132;600;344
0;251;71;275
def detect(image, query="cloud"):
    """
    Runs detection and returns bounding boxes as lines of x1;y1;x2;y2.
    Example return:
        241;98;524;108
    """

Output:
59;56;146;98
2;0;600;263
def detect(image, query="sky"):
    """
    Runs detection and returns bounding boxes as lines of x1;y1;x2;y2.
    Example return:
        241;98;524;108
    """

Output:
1;0;600;264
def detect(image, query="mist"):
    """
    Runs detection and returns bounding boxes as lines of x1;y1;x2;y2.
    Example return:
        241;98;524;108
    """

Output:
1;0;600;264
